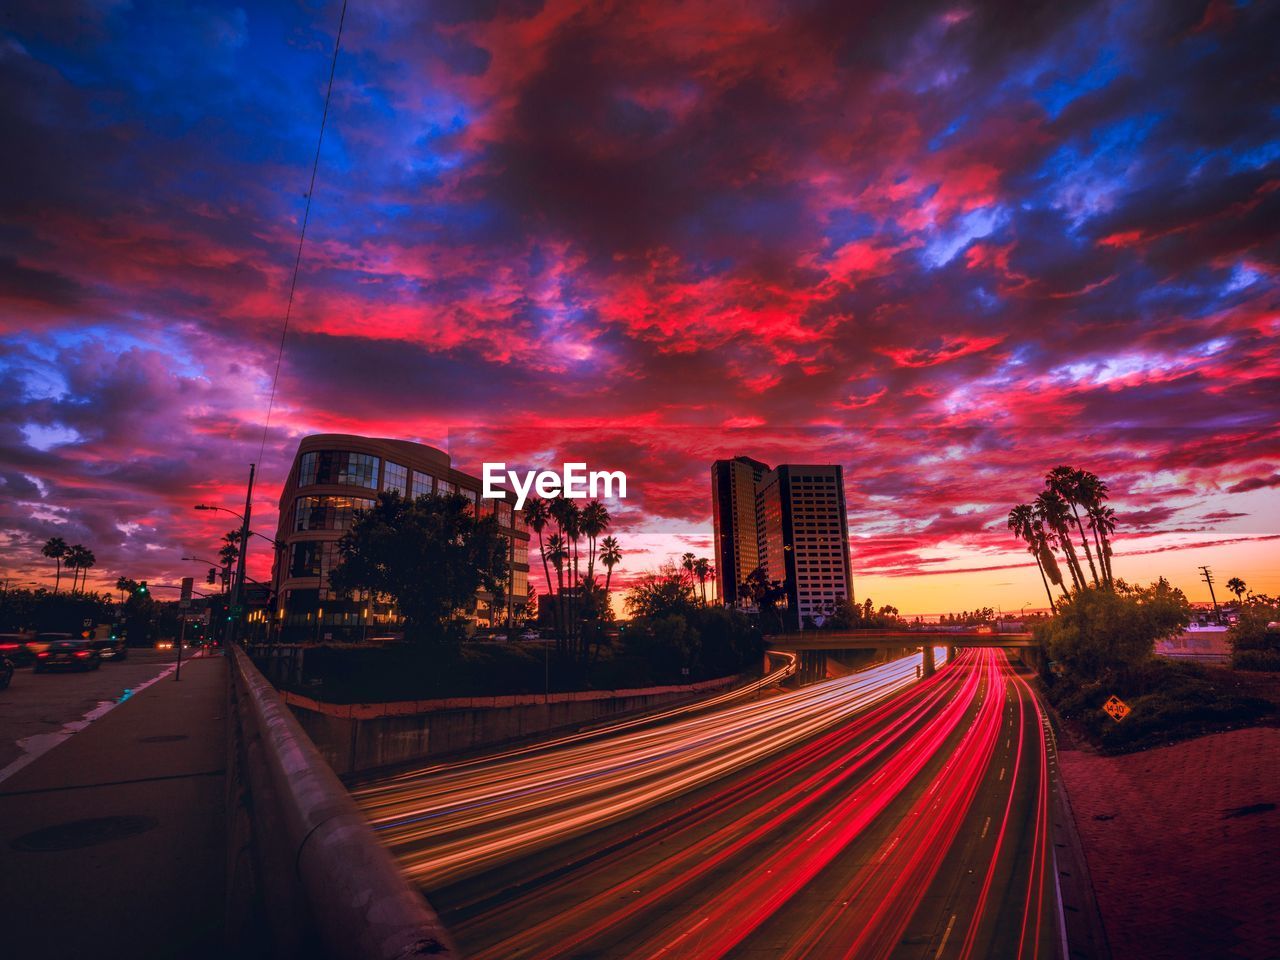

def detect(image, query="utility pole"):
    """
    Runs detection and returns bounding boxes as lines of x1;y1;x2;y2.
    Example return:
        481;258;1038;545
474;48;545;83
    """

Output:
1198;565;1222;624
226;463;256;648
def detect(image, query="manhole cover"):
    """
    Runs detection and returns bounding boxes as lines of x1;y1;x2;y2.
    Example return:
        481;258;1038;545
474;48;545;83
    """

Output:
138;734;188;743
12;815;159;852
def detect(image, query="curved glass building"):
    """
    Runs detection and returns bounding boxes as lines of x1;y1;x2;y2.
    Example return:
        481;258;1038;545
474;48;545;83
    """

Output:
270;434;530;642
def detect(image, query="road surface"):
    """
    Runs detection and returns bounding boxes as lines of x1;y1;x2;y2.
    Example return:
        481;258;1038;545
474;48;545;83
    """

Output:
356;646;1063;958
0;648;189;778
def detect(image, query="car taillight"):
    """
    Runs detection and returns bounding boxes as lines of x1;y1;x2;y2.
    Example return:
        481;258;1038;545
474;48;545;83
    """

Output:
75;650;91;658
37;651;49;658
0;644;18;651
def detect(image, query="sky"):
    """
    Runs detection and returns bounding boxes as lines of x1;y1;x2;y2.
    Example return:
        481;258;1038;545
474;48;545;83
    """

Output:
1;0;1277;616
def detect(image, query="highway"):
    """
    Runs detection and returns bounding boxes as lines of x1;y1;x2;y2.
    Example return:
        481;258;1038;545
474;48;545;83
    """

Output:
356;648;1061;959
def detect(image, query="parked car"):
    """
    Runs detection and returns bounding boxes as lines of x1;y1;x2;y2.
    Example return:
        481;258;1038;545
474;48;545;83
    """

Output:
0;654;13;690
34;638;100;672
0;634;35;667
90;633;128;661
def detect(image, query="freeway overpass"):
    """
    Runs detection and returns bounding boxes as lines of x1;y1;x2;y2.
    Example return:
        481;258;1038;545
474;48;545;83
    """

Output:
766;630;1041;680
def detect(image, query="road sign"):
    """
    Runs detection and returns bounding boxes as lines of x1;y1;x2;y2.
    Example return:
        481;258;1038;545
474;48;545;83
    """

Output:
83;618;93;628
179;576;193;609
1102;695;1130;722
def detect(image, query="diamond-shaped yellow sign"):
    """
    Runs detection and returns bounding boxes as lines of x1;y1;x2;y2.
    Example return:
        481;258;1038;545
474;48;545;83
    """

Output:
1102;695;1130;722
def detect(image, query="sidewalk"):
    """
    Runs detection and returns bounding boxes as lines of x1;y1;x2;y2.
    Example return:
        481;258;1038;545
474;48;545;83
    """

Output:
0;655;228;960
1059;726;1280;960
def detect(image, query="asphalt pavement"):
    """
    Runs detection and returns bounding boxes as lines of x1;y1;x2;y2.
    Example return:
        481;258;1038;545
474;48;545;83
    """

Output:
0;648;186;776
0;652;227;960
363;649;1064;960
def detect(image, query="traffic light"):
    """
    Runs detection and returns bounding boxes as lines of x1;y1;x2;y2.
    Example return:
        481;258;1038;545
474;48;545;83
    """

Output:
207;568;217;585
136;581;148;595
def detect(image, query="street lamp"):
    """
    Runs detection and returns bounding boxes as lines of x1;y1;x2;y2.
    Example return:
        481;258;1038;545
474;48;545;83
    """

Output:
194;463;256;647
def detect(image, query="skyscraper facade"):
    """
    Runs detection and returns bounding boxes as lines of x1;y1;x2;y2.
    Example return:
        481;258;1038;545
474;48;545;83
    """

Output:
711;456;770;605
712;457;853;629
757;465;853;629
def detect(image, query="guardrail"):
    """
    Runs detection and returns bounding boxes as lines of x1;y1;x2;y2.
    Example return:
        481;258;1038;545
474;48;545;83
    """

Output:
227;645;459;960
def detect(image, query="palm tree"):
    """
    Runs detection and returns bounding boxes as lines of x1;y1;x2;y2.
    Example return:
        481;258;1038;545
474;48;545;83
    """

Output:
218;529;242;570
1226;577;1247;602
1036;527;1069;601
1009;504;1057;611
1087;504;1117;585
1034;490;1084;591
42;536;68;593
693;557;712;605
1075;471;1112;587
64;544;95;593
1046;467;1101;588
600;536;622;599
681;552;697;588
525;498;559;636
546;532;568;654
581;500;609;582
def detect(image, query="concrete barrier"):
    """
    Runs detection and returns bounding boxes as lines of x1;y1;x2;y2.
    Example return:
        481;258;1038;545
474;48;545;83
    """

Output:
281;671;755;777
227;645;458;960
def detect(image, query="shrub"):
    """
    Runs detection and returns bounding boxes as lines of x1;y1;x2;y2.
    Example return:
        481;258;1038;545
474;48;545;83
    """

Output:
1228;603;1280;670
1035;581;1189;680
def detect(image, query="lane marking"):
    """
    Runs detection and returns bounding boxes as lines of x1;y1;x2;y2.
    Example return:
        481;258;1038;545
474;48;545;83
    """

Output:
999;766;1006;781
0;659;181;787
934;913;958;959
981;815;991;839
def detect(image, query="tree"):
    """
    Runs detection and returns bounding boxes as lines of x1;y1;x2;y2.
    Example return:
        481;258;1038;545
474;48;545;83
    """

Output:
1226;577;1247;602
693;557;712;605
115;576;139;605
626;562;696;620
524;498;560;638
328;491;508;644
1046;467;1102;588
599;535;622;598
680;552;697;588
42;536;68;593
1034;490;1084;590
581;499;609;583
1087;504;1117;586
1009;504;1057;611
64;544;95;594
1036;580;1189;679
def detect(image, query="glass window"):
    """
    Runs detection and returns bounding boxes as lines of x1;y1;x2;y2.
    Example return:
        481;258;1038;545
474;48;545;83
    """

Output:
460;487;479;515
513;539;529;565
513;509;528;533
294;496;374;531
495;500;513;527
384;461;408;495
289;542;321;578
411;472;434;499
297;450;380;489
437;479;456;496
319;542;342;599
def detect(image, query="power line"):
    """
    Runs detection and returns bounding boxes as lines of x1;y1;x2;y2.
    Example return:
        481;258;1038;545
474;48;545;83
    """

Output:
256;0;349;468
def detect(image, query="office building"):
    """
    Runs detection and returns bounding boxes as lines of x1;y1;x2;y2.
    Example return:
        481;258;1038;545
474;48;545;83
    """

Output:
712;457;853;628
270;434;530;641
757;465;853;628
711;456;770;605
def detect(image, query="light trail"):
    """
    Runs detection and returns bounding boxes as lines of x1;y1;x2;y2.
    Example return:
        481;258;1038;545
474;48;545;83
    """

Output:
356;648;946;887
357;645;1059;959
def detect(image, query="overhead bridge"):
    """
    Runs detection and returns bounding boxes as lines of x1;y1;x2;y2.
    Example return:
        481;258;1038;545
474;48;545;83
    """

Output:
765;630;1040;681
